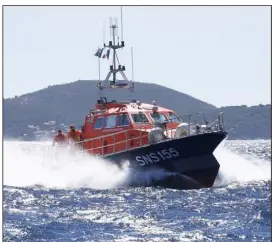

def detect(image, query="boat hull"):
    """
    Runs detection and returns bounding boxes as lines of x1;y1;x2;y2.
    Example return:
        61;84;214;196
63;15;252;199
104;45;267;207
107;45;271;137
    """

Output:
105;131;227;189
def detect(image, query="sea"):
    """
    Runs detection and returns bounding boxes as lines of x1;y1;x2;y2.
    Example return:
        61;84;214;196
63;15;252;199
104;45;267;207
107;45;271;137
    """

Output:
3;139;271;241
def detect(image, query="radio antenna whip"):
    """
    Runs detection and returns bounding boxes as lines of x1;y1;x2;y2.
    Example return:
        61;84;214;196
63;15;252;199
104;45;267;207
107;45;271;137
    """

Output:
120;6;124;42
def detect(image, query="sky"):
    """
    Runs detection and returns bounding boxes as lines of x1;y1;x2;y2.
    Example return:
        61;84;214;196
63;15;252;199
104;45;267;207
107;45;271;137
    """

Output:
3;5;271;107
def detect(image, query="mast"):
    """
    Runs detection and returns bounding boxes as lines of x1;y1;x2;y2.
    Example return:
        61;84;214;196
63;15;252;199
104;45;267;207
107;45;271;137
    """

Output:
112;19;118;84
97;14;134;93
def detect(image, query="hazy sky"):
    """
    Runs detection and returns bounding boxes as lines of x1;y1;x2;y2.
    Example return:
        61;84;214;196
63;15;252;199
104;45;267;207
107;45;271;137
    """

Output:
3;6;271;107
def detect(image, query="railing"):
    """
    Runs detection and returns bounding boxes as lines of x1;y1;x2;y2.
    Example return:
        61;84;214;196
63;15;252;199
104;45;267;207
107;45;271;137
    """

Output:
72;112;225;157
178;112;225;136
73;125;150;157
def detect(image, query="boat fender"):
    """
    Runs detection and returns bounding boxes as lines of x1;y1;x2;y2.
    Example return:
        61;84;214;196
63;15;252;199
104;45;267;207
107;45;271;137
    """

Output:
148;127;165;144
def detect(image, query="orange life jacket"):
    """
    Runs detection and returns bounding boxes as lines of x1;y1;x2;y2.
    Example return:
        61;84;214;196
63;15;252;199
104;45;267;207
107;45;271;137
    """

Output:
67;130;81;141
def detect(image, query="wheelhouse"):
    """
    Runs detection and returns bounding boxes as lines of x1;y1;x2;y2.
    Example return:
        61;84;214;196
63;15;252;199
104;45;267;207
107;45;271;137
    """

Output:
81;99;182;155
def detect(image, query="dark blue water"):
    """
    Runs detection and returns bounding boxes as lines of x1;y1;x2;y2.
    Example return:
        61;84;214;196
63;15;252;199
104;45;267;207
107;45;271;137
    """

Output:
4;140;271;241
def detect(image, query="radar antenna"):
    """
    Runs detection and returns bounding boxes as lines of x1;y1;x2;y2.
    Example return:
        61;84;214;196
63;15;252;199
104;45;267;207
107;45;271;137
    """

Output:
97;10;134;93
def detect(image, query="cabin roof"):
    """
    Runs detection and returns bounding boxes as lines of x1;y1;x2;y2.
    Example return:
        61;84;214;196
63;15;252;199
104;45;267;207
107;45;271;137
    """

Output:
95;102;174;115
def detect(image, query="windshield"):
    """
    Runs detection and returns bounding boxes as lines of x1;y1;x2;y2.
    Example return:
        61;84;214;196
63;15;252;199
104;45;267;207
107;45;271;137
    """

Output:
168;112;181;122
117;114;130;126
150;112;168;123
131;113;150;123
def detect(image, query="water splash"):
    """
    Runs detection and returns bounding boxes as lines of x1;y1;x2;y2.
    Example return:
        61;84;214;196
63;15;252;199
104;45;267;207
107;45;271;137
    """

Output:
213;142;271;187
3;140;271;189
3;141;176;189
4;141;131;189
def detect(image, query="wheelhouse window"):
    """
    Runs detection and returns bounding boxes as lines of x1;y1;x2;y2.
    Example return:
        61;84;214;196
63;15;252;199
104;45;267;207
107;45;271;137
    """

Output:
105;115;117;128
94;117;104;129
117;113;130;126
150;112;168;123
168;112;181;122
131;113;149;123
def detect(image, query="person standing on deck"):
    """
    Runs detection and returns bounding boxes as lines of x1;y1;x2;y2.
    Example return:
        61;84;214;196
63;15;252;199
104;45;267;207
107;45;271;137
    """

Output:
52;130;67;147
67;125;81;143
67;125;87;150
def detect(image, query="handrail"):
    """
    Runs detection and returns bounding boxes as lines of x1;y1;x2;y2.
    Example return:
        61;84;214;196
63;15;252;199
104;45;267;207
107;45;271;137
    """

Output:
73;111;225;156
76;128;134;144
72;126;149;156
76;124;149;145
78;133;149;155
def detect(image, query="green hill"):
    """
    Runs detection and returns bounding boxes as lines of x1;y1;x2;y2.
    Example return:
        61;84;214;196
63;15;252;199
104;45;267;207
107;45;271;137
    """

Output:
3;80;271;140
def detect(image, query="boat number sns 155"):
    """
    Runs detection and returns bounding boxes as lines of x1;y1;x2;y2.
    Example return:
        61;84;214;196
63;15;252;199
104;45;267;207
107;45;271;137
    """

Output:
135;148;180;166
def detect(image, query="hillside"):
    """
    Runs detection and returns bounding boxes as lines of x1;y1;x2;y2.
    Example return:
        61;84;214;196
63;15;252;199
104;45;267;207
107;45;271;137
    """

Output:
217;105;271;140
3;80;271;140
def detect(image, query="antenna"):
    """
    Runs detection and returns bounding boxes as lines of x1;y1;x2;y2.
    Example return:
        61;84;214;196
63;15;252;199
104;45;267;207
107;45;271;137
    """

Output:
120;6;123;41
97;12;133;94
116;17;119;43
109;17;112;38
115;17;118;28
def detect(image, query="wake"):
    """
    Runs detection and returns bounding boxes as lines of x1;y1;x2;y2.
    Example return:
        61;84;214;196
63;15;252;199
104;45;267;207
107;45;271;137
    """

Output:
4;141;130;189
3;140;271;189
214;143;271;187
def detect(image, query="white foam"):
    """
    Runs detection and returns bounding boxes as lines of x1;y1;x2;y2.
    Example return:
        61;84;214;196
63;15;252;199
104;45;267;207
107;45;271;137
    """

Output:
3;141;131;189
213;143;271;187
3;140;271;189
3;141;176;189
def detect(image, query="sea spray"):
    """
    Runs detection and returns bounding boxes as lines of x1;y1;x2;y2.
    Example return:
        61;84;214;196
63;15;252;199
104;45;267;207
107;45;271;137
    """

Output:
213;143;271;187
4;140;270;189
4;141;130;189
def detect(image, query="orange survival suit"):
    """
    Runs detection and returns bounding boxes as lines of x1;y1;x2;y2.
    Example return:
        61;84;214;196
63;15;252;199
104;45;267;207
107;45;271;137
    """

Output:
52;130;67;147
67;126;82;142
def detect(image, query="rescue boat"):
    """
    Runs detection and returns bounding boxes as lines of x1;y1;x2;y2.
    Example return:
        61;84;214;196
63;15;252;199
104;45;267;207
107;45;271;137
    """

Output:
73;18;228;189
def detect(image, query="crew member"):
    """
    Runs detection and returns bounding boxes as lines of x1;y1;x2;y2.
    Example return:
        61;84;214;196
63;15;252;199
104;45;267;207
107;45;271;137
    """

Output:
67;125;81;143
52;130;67;147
